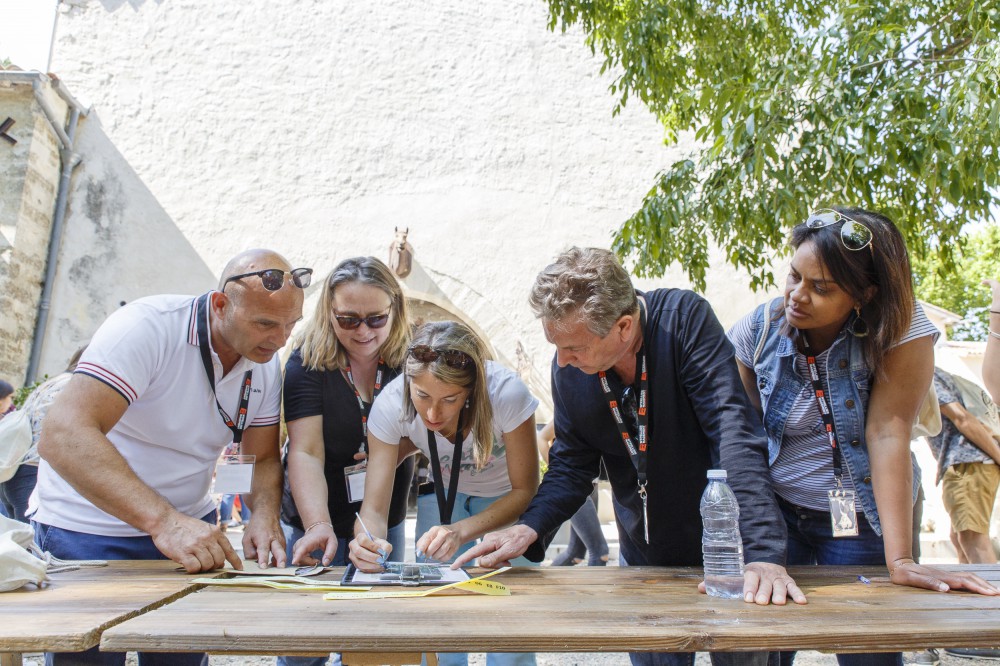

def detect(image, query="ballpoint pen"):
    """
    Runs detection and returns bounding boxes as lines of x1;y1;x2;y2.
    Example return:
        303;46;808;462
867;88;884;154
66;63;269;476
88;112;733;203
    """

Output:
355;512;388;565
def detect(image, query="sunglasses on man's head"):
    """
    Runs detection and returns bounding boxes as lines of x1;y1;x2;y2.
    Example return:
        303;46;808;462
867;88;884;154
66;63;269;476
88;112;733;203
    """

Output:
408;345;473;369
223;267;313;292
333;310;391;330
804;210;874;252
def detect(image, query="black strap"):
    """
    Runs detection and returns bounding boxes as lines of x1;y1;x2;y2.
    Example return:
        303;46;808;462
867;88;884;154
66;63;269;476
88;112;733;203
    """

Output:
801;333;844;482
426;411;464;525
196;293;253;445
343;359;386;454
598;301;648;487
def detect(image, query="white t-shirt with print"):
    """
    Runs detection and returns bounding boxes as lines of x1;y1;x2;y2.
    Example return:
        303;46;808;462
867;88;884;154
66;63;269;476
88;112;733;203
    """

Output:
367;361;538;498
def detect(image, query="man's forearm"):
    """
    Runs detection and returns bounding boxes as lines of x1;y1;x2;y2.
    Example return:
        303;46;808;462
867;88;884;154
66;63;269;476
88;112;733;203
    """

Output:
245;456;283;518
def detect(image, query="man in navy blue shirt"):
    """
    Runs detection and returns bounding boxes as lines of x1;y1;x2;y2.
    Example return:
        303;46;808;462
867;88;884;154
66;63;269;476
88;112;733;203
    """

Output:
457;248;804;665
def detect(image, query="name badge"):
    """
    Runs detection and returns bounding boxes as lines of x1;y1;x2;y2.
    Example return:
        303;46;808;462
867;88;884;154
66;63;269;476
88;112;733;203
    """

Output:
214;454;255;495
345;461;367;503
829;488;860;537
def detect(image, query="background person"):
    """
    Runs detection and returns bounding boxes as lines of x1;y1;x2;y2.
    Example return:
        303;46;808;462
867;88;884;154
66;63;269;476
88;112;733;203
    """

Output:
0;380;13;419
984;279;1000;404
0;347;85;524
351;320;539;666
31;249;305;666
728;208;997;666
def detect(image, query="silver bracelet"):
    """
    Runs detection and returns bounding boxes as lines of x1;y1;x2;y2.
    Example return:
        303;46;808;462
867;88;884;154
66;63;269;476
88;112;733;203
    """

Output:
305;520;333;532
990;330;1000;340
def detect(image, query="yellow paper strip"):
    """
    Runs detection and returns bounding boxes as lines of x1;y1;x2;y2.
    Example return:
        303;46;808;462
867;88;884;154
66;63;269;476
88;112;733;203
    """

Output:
323;567;511;600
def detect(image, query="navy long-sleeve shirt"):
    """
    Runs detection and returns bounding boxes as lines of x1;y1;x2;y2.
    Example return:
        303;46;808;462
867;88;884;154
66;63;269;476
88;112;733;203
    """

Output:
520;288;786;566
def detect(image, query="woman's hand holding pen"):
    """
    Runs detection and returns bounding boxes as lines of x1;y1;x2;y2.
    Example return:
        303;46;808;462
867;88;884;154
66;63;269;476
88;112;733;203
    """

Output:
348;533;392;572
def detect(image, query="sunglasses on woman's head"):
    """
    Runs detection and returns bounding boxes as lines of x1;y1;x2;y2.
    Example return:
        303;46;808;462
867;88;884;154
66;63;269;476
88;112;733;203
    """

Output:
333;310;391;330
408;345;473;369
223;267;313;292
804;210;874;252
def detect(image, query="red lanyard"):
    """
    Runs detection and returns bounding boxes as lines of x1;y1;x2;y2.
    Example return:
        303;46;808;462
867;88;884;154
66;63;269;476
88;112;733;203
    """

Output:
343;358;386;453
801;334;845;484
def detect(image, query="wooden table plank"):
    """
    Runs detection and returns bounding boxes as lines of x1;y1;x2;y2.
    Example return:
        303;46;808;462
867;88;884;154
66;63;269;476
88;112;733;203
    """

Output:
0;561;207;653
100;565;1000;655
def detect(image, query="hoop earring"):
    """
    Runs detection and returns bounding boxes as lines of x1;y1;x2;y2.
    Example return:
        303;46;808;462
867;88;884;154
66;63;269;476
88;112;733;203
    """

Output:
850;306;870;338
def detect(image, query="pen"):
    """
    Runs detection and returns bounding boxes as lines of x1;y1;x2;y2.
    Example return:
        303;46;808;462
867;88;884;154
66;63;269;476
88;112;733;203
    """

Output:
355;512;388;565
857;575;871;585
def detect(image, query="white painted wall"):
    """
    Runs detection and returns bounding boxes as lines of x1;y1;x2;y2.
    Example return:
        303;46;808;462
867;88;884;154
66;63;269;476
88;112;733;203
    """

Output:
45;0;774;392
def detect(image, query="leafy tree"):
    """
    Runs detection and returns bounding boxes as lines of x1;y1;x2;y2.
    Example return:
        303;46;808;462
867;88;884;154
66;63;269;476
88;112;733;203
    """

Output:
546;0;1000;291
912;224;1000;341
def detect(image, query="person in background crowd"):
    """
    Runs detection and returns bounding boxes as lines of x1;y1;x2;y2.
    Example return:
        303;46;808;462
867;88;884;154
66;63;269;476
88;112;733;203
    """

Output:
32;249;304;666
0;347;85;523
536;420;608;566
983;279;1000;404
459;247;801;666
278;257;415;666
727;208;997;666
0;381;14;419
352;320;539;666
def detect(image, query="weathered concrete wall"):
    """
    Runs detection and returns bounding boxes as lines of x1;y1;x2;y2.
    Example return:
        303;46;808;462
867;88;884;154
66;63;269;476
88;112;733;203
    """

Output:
0;78;65;385
46;0;774;402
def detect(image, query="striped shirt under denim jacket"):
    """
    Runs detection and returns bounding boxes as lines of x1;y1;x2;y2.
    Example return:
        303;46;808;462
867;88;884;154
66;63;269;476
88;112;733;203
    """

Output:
738;298;922;536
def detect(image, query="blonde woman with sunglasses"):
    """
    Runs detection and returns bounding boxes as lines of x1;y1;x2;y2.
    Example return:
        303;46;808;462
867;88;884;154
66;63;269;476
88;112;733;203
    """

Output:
351;320;539;666
728;207;997;666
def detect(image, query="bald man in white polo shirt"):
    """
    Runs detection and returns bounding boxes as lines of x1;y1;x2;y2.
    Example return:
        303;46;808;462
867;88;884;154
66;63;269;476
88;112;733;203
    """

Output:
33;249;306;574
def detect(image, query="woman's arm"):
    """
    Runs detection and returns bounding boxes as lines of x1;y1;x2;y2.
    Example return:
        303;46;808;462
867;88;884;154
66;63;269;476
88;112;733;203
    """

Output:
868;335;996;594
417;415;540;562
348;433;400;571
983;279;1000;403
285;415;337;565
734;359;763;415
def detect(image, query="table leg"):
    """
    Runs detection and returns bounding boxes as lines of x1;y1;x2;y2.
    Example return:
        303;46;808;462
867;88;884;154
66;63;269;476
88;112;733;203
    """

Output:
0;653;22;666
341;653;436;666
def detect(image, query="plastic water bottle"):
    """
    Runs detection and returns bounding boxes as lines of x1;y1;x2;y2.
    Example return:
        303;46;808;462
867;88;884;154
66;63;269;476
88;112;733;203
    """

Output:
700;469;745;599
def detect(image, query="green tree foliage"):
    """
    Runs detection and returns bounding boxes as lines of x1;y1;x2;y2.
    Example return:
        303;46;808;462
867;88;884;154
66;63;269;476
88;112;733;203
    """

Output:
912;224;1000;341
547;0;1000;291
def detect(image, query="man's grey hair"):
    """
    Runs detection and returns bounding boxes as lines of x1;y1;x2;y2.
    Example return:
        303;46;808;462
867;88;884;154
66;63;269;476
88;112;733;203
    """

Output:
528;247;638;337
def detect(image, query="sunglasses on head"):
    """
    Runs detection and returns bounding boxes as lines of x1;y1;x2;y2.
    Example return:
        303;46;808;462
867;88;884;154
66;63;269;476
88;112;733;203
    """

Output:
804;210;874;252
333;310;391;330
408;345;473;369
223;267;313;292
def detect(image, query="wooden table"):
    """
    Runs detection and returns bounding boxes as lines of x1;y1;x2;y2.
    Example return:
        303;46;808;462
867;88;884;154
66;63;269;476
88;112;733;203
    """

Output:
98;565;1000;657
0;561;205;665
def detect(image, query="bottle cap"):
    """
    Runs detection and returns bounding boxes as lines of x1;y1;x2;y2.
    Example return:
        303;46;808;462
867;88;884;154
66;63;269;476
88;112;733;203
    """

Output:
706;469;727;480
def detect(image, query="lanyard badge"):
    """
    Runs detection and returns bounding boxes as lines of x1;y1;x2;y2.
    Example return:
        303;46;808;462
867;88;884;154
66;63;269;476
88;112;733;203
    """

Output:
802;333;859;537
197;294;257;495
342;360;387;503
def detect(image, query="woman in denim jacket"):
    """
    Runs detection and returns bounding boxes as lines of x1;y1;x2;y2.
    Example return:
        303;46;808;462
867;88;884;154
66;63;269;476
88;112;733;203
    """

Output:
729;208;997;666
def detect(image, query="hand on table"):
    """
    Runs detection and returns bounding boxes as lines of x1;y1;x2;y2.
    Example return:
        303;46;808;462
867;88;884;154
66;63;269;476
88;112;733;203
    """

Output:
415;524;462;563
451;524;537;570
890;559;999;595
290;523;338;566
698;562;808;605
150;511;242;573
242;514;287;569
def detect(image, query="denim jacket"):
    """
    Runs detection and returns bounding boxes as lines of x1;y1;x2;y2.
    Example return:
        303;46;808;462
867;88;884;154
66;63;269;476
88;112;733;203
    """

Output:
749;299;920;535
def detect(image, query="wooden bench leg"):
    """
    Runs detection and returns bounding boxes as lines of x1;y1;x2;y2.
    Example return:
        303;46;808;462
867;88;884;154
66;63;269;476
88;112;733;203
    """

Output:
0;653;22;666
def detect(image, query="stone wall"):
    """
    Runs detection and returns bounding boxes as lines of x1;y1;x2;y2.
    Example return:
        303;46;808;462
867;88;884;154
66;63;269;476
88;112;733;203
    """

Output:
0;77;65;385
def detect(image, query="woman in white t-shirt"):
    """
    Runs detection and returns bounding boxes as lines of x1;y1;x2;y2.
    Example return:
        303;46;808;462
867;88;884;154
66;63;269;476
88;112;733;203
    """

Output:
728;207;996;666
350;320;539;568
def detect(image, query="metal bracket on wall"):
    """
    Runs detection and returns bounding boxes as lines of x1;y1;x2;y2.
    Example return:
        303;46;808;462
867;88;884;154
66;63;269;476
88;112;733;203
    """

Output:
0;117;16;145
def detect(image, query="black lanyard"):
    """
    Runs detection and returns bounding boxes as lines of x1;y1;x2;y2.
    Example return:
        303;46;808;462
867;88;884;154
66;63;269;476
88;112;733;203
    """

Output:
801;333;844;484
196;294;253;445
426;410;464;525
598;302;649;542
344;358;386;453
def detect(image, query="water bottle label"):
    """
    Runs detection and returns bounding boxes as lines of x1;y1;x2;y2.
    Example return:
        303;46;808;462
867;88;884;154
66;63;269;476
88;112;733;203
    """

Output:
828;488;860;537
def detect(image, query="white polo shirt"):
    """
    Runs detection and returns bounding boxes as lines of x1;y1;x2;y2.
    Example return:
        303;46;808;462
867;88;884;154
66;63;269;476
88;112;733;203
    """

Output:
30;293;282;537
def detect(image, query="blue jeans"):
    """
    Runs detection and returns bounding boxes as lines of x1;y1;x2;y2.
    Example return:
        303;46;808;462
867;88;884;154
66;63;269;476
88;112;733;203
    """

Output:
0;463;37;523
631;652;770;666
551;494;608;566
772;497;901;666
276;520;406;666
33;511;216;666
417;492;535;666
219;493;251;525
